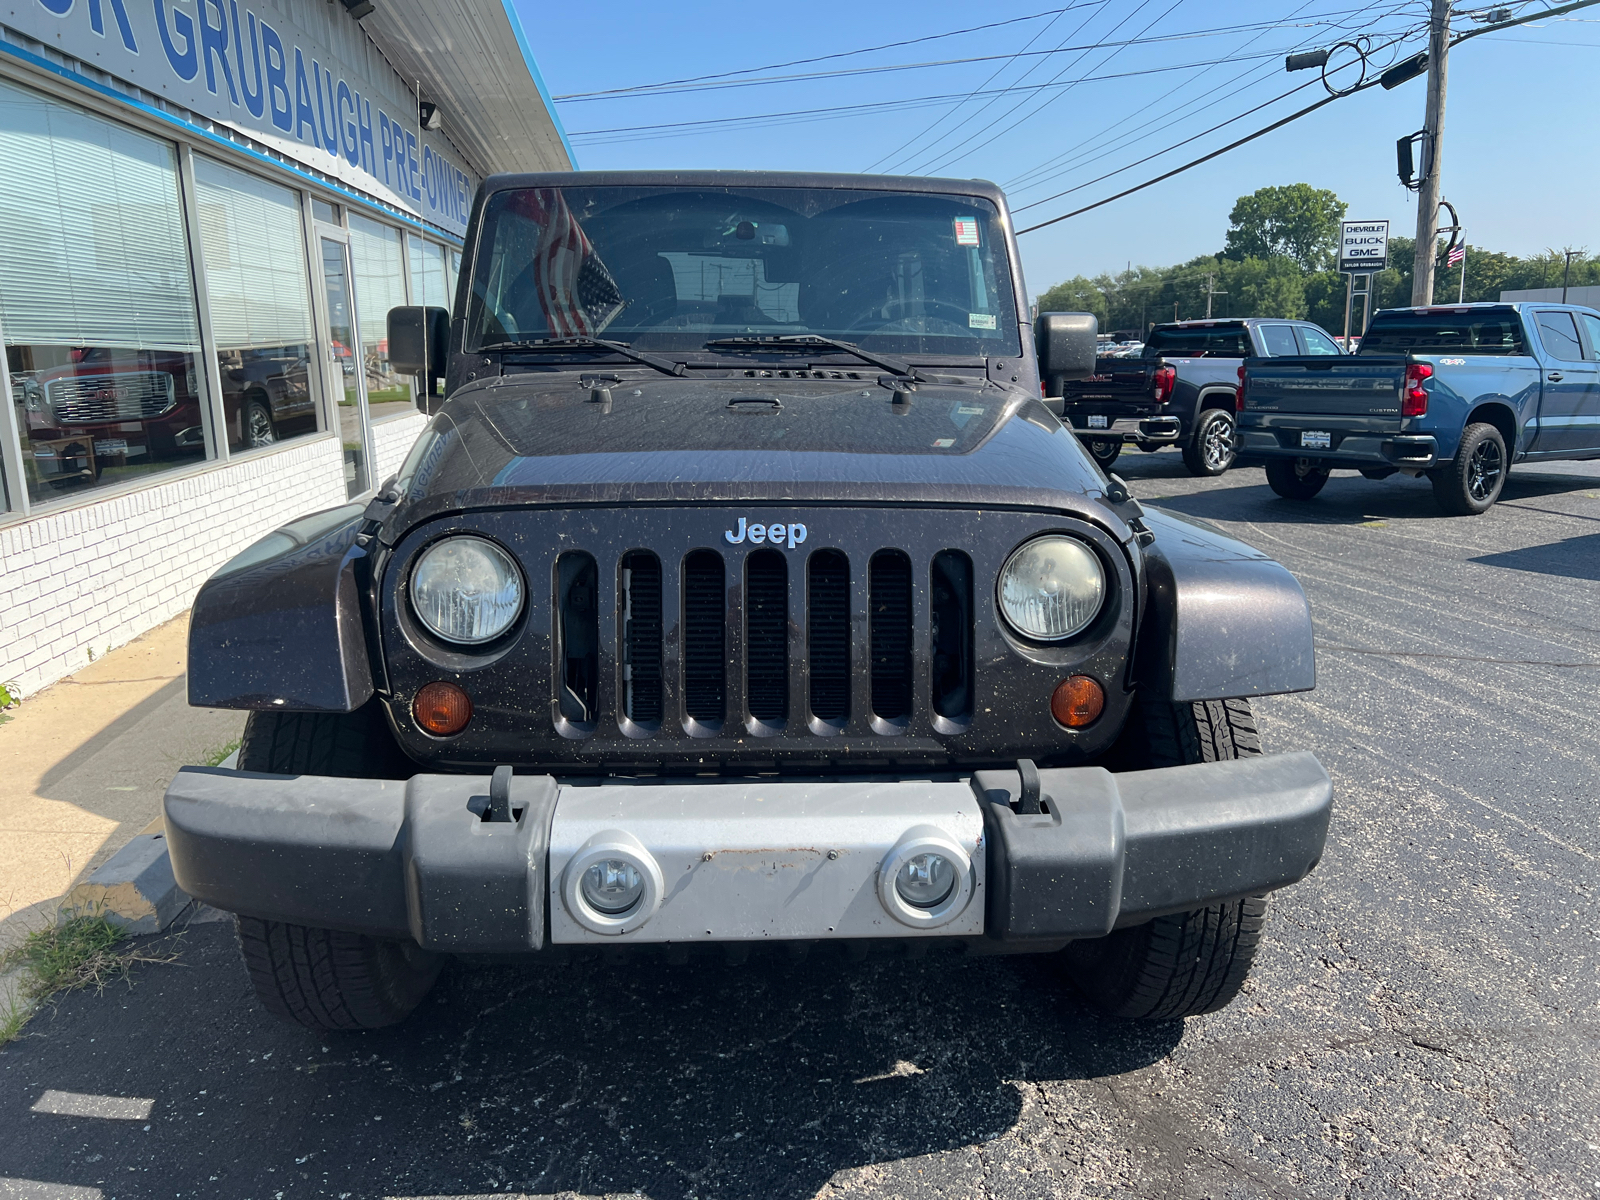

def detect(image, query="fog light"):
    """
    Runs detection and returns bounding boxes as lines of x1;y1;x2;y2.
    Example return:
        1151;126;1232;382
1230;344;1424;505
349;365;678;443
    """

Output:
414;681;472;735
581;859;644;915
1050;675;1104;728
894;853;956;909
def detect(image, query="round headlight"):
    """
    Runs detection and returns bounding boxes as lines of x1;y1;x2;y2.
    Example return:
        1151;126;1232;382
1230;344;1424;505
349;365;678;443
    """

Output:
998;536;1105;641
410;536;524;645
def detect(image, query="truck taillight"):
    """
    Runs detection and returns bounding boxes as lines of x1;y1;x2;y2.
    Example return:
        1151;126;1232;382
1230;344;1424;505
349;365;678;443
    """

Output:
1151;363;1176;403
1403;362;1432;417
1234;363;1247;412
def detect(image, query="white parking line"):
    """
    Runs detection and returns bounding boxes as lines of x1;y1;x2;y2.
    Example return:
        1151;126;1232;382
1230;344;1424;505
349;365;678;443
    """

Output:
28;1090;153;1120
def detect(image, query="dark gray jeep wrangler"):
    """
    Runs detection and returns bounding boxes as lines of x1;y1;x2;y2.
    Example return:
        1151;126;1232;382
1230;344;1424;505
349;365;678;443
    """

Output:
164;171;1331;1030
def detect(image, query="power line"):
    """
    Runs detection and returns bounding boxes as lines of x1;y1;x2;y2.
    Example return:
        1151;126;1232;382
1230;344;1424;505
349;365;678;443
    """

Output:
1013;0;1600;235
551;3;1107;100
566;48;1295;145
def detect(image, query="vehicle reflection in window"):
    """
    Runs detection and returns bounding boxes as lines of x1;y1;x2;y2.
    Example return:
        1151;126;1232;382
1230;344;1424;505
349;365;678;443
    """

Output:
217;345;317;449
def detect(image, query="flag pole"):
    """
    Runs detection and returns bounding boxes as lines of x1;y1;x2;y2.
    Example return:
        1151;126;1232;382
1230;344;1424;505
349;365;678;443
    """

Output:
1459;242;1467;303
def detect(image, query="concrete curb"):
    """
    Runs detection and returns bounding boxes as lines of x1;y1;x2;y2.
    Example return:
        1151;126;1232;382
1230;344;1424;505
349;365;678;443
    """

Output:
58;833;190;934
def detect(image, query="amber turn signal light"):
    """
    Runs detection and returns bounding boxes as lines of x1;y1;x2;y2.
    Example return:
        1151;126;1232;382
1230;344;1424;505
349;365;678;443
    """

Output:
1051;675;1104;728
414;681;473;736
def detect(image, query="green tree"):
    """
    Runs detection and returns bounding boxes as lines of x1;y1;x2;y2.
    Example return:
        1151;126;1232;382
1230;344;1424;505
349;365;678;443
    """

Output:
1223;184;1348;271
1035;276;1107;326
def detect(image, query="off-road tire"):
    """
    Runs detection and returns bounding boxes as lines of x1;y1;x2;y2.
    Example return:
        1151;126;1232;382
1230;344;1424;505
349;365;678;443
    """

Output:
237;917;442;1030
234;702;434;1029
1429;422;1506;515
1088;438;1122;468
1182;407;1236;477
236;699;413;778
1265;456;1329;501
1064;697;1270;1019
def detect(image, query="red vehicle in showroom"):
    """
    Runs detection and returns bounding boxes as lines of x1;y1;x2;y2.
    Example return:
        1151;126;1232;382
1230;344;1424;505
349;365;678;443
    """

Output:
13;345;317;487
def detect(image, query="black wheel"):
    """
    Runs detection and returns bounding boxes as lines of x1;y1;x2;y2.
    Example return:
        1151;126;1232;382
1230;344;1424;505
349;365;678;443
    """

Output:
1182;407;1236;476
244;398;276;448
1087;438;1122;468
237;916;442;1031
1429;422;1506;515
1064;697;1270;1019
235;702;434;1029
1265;456;1329;500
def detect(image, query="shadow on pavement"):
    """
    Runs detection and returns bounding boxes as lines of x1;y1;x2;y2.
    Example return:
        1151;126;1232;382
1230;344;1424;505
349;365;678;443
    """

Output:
1470;530;1600;580
1;919;1185;1199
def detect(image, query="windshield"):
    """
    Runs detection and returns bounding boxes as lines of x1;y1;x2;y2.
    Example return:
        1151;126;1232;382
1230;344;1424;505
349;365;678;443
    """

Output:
1359;309;1527;356
464;186;1019;358
1143;325;1251;357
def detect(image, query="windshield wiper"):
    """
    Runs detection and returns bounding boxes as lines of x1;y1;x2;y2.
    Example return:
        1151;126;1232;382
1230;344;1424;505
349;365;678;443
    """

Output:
704;335;923;382
479;337;685;377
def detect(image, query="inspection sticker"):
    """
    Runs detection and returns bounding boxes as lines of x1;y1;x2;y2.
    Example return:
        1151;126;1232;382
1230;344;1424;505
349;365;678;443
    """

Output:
933;438;956;447
953;217;981;246
968;313;996;329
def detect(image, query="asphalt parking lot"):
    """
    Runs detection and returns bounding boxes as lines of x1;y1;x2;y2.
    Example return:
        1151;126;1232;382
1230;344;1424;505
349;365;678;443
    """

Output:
3;454;1598;1200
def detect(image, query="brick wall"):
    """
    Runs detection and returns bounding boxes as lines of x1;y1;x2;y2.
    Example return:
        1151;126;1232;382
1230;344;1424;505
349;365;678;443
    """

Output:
370;412;428;486
0;435;349;699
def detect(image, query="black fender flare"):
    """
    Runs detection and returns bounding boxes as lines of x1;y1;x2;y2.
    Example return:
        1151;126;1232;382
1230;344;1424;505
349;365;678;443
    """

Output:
187;503;375;711
1133;507;1315;701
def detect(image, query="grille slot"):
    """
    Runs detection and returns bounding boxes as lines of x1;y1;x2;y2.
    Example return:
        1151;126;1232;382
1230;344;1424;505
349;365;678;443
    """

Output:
745;550;789;723
931;551;974;722
682;550;725;725
620;552;663;726
807;550;850;722
870;550;913;722
556;553;600;726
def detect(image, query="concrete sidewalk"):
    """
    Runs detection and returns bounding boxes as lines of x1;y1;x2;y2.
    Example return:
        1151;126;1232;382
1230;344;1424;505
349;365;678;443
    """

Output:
0;614;244;953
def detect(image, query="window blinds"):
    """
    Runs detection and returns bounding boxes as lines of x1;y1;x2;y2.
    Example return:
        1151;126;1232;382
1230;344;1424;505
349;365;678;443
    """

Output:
349;215;406;347
194;155;314;350
0;79;200;351
408;235;450;309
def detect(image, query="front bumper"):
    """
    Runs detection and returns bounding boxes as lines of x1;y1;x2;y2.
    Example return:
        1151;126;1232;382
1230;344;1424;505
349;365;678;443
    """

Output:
1238;427;1438;468
163;753;1331;952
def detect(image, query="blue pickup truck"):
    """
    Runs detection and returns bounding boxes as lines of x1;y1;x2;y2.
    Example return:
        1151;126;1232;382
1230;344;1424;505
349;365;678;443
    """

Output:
1237;303;1600;514
1055;317;1344;476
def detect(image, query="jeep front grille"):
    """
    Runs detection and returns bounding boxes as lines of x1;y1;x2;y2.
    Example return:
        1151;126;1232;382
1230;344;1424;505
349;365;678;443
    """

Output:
681;549;726;726
806;551;850;723
46;371;177;423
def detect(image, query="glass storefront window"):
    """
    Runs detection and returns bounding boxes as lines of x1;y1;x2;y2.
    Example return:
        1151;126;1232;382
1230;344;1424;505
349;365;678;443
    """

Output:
0;80;209;506
348;215;413;423
408;234;451;308
194;156;321;452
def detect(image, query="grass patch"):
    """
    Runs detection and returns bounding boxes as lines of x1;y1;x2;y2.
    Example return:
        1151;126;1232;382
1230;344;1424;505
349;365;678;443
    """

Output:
0;916;181;1045
201;738;242;767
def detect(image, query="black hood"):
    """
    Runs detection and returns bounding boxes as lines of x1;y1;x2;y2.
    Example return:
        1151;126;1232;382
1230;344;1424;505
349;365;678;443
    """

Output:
385;369;1113;531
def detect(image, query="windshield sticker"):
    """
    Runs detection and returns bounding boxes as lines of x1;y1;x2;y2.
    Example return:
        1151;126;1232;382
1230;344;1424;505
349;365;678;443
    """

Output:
969;313;996;330
949;403;986;429
953;217;981;246
933;437;956;448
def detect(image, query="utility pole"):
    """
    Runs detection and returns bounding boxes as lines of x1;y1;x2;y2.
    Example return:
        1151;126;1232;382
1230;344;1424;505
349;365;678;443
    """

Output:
1203;272;1227;319
1410;0;1452;305
1562;248;1580;302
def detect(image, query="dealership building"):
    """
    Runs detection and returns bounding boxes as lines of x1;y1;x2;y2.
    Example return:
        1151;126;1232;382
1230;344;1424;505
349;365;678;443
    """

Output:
0;0;571;697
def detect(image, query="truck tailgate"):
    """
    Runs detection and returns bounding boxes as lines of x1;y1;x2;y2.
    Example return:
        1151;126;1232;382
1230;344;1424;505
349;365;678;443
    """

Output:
1243;356;1407;418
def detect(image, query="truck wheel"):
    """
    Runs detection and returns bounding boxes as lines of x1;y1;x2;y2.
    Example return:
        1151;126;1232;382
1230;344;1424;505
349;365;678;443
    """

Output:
235;702;434;1028
1265;456;1329;500
1063;697;1269;1019
237;917;442;1030
1182;408;1236;476
1430;422;1506;515
245;398;276;448
1088;438;1122;468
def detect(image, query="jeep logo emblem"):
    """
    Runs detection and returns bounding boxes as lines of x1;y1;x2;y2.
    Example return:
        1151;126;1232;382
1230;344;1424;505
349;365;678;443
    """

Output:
725;517;808;548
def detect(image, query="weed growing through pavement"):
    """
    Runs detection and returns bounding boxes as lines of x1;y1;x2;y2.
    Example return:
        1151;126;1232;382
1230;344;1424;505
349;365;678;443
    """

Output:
202;738;242;767
0;915;181;1045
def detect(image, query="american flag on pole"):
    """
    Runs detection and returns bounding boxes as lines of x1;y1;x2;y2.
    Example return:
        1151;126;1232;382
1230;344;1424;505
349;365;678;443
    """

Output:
507;188;624;338
1447;243;1466;267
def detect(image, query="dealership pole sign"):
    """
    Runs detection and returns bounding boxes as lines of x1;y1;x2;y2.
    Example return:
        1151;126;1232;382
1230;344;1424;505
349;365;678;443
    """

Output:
1339;220;1390;273
7;0;477;236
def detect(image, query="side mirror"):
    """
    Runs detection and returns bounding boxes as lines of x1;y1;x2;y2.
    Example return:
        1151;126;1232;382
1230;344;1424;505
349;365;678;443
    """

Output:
388;305;449;377
1036;312;1099;395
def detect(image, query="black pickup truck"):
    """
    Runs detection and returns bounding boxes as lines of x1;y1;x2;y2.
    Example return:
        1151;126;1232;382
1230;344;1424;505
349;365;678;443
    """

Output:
1050;317;1344;476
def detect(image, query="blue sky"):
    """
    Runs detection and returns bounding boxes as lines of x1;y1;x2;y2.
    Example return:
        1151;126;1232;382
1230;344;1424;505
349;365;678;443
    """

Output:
516;1;1599;299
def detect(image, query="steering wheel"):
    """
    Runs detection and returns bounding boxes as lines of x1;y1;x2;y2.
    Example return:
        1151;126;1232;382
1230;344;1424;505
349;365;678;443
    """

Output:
845;298;977;333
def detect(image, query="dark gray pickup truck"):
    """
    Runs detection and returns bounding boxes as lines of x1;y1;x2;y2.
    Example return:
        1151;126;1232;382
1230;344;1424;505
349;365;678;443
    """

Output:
162;171;1331;1031
1052;317;1344;476
1238;303;1600;514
